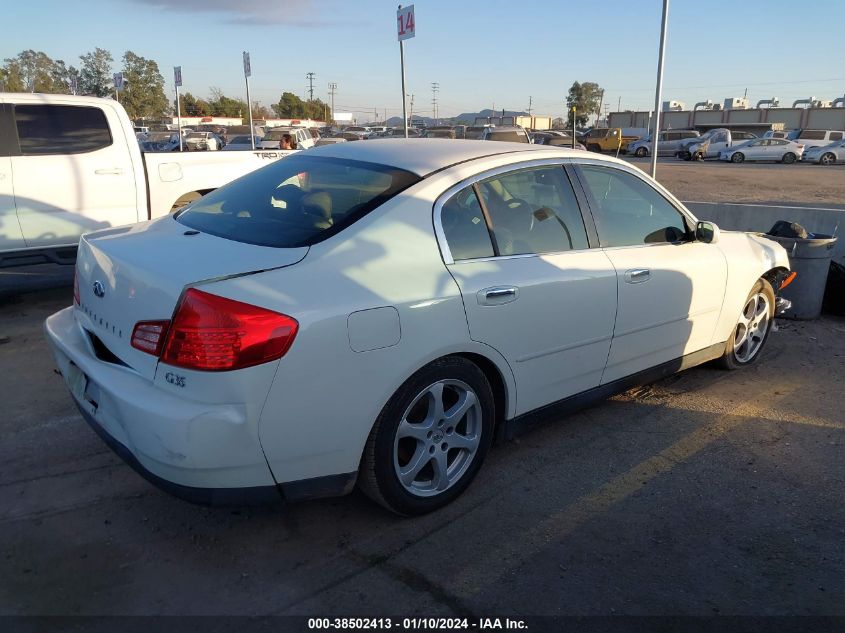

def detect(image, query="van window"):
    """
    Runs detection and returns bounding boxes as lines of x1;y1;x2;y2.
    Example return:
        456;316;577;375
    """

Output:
799;130;826;140
14;104;113;155
830;132;843;141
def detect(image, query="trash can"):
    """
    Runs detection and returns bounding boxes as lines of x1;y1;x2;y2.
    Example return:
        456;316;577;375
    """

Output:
763;233;838;319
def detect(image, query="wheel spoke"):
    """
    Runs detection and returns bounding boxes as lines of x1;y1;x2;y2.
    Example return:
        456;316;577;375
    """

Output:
449;431;480;453
426;382;445;426
431;450;450;491
444;390;477;426
399;446;430;486
734;326;749;352
398;418;431;442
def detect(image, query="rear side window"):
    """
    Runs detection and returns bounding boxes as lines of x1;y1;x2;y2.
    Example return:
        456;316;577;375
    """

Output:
14;104;112;155
440;188;494;261
476;166;589;255
830;132;843;141
176;155;420;248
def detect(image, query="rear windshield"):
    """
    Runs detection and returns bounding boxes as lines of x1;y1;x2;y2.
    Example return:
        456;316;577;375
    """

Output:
176;155;421;248
487;131;525;142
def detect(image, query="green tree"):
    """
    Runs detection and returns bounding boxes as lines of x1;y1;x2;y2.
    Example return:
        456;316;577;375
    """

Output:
207;87;247;117
50;59;80;94
271;91;330;120
3;50;59;92
79;47;114;97
566;81;603;127
176;92;211;117
120;51;168;119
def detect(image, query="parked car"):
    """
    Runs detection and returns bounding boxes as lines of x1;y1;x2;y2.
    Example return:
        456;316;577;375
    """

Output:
579;127;640;153
627;130;700;157
794;129;845;150
46;139;792;515
258;127;314;150
678;129;758;160
315;137;348;146
343;126;373;140
801;139;845;165
424;129;457;139
719;138;805;164
222;135;263;151
479;125;530;143
531;132;586;149
140;131;182;152
185;132;222;151
763;129;801;141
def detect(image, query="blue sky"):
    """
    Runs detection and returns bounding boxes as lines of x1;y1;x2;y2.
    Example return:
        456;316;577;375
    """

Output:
5;0;845;120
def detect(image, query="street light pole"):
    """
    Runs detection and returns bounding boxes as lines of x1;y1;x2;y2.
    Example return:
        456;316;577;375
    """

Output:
650;0;670;179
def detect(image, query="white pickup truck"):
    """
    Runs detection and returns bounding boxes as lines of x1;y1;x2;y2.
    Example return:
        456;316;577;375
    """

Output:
0;93;295;267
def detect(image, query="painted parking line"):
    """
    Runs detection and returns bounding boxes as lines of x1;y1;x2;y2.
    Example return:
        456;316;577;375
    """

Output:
450;381;803;598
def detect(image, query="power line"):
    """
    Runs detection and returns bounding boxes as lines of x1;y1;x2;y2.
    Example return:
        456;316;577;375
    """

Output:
328;82;337;124
306;72;315;101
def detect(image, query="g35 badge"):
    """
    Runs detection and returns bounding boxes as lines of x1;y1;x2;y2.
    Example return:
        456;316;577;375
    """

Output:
165;372;186;388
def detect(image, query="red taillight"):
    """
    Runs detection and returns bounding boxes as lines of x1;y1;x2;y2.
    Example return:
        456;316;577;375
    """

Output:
73;268;80;305
155;289;298;371
131;320;171;356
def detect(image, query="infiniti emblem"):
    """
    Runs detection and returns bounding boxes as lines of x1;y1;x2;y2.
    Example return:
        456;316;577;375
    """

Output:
92;281;106;298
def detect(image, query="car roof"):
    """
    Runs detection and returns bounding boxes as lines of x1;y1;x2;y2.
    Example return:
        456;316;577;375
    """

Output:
304;138;585;176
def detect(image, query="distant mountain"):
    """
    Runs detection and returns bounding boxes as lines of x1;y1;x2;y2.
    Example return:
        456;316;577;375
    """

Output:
381;108;529;128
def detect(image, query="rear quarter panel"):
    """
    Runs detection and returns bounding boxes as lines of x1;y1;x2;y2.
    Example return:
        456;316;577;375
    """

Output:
204;172;518;483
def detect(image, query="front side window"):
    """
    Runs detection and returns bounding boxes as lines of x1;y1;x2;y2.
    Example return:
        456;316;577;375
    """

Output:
475;166;589;256
177;155;420;248
579;166;690;247
14;104;112;155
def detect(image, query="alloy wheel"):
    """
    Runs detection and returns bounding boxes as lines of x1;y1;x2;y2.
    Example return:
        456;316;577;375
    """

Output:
393;379;482;497
733;291;771;363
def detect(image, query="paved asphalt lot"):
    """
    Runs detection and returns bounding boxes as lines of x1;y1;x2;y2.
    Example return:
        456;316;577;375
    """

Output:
1;274;844;618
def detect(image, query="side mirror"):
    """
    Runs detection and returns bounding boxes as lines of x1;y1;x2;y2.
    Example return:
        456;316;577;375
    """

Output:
696;221;720;244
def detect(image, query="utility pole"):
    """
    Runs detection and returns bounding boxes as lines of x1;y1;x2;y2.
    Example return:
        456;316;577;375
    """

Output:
431;82;439;124
328;82;337;126
617;95;622;112
527;96;533;116
408;93;415;126
306;72;315;101
649;0;670;179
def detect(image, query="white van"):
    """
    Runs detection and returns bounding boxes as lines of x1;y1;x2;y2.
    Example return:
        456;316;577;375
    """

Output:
795;129;845;149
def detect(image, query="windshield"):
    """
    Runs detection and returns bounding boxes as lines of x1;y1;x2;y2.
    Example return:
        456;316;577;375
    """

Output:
264;129;291;140
176;155;421;248
148;132;176;141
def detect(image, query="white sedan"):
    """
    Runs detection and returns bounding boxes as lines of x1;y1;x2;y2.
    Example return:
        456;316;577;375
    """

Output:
802;140;845;165
46;141;793;515
719;138;805;163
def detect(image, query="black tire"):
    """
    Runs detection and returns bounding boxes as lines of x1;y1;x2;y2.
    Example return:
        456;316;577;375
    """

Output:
782;152;796;164
730;152;745;163
359;357;495;515
820;152;836;166
635;146;648;158
588;143;602;153
680;151;692;161
718;279;776;370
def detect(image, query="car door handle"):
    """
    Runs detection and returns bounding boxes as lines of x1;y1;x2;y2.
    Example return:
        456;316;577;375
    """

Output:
478;286;519;306
624;268;651;284
94;168;124;175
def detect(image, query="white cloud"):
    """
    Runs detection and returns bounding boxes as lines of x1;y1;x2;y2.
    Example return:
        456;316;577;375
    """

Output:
128;0;341;26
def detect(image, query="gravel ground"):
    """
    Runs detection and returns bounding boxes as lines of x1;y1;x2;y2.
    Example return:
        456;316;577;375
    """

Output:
626;157;845;206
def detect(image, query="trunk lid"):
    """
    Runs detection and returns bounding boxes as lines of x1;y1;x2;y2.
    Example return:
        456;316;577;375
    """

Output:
75;215;307;380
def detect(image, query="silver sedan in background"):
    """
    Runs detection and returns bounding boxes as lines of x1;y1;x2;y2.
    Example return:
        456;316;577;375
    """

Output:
719;138;805;164
802;140;845;165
